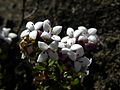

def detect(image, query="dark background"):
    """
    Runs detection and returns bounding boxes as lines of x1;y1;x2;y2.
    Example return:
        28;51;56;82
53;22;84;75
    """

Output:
0;0;120;90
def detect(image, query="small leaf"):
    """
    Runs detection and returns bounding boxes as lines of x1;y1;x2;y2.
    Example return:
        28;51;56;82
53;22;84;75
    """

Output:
71;78;79;85
34;65;46;71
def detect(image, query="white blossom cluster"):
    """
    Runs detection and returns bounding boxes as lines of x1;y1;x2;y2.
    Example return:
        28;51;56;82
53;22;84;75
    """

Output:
0;27;17;44
19;19;100;74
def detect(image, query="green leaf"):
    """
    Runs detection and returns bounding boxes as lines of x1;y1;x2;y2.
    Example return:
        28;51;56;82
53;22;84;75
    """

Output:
48;59;55;66
34;65;46;71
71;78;79;85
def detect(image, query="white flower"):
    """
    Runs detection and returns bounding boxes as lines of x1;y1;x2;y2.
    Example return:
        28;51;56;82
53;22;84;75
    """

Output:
74;57;92;72
0;28;17;44
88;28;97;35
34;21;43;30
37;41;59;62
66;27;74;37
43;19;51;32
26;21;35;31
52;26;62;35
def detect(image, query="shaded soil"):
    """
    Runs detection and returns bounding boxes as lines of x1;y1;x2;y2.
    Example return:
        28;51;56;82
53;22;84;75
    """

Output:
0;0;120;90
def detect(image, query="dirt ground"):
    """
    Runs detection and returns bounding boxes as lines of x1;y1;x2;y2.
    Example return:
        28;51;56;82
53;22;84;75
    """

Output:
0;0;120;90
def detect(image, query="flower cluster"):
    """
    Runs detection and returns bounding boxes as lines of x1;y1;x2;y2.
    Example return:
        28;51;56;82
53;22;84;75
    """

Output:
19;19;100;85
0;28;17;44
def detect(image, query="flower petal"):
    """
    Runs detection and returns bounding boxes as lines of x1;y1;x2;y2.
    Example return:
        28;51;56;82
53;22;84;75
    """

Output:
48;50;58;60
38;41;49;51
4;37;12;44
78;35;87;41
67;51;76;61
26;21;35;31
43;20;51;32
2;28;11;37
51;35;61;41
52;26;62;35
58;42;65;48
74;30;82;38
41;31;51;39
79;57;91;66
29;30;37;40
37;52;48;62
67;38;76;47
20;29;30;38
70;44;84;57
34;21;43;30
74;61;81;72
67;27;74;37
49;41;58;51
88;35;97;43
61;48;70;54
78;26;87;35
88;28;97;35
61;36;69;43
8;33;17;39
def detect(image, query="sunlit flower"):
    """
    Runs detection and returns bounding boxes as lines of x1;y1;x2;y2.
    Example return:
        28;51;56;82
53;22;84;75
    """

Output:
37;41;59;62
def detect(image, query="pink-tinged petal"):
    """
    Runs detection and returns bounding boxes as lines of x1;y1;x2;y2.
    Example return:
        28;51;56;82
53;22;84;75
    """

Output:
29;30;37;40
79;57;91;66
88;35;97;43
74;61;81;72
67;27;74;37
34;22;43;30
51;35;61;41
49;41;58;51
52;26;62;35
41;31;51;39
48;50;58;60
88;28;97;35
8;33;17;39
38;41;49;51
58;42;65;48
37;52;48;62
26;21;35;31
20;29;30;38
61;36;69;43
43;20;51;32
67;51;76;61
